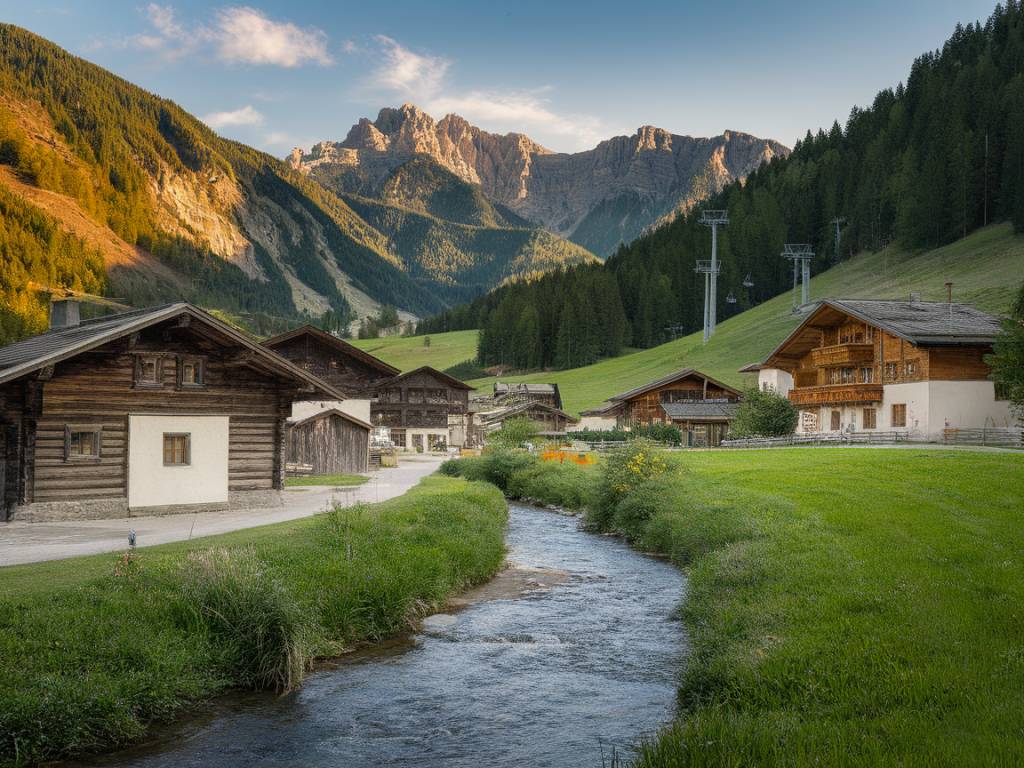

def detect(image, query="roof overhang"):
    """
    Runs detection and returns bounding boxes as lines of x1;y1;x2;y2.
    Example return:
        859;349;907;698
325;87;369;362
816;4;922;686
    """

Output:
287;407;372;430
609;368;743;401
262;324;400;377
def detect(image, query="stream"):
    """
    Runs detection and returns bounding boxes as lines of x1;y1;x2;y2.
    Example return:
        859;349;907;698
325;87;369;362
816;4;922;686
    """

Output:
82;504;687;767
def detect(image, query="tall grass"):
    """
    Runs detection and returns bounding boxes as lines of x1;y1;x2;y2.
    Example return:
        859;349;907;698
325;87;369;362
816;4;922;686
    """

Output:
0;475;507;766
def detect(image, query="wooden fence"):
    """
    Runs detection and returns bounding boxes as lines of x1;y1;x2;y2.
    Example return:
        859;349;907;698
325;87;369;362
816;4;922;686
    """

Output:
721;431;915;449
942;427;1023;447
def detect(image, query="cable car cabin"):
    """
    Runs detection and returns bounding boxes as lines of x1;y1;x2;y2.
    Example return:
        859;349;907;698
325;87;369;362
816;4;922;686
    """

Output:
0;302;341;522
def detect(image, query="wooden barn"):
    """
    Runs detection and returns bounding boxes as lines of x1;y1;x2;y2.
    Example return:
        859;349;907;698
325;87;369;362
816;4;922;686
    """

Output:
286;409;371;475
478;401;578;437
608;368;742;447
0;301;342;522
492;382;563;409
752;298;1015;439
371;366;474;450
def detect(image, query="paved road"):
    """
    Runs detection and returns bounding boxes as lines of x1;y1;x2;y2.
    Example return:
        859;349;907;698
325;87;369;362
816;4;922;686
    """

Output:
0;455;446;567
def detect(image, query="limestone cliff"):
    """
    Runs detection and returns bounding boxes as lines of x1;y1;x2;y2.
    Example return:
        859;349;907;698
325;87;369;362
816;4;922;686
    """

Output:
290;104;789;256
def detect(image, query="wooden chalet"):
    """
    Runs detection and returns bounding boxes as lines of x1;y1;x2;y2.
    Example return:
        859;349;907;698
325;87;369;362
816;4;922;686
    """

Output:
286;409;370;475
371;366;474;450
478;401;578;437
608;368;742;447
492;382;563;409
0;301;341;522
755;298;1014;439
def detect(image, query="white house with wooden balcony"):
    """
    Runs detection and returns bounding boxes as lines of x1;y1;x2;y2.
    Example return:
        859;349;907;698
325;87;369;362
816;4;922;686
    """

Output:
749;298;1015;441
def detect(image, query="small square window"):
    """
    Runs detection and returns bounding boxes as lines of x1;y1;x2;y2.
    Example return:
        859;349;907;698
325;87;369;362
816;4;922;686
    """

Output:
134;355;163;387
65;425;101;461
163;433;191;466
177;356;204;387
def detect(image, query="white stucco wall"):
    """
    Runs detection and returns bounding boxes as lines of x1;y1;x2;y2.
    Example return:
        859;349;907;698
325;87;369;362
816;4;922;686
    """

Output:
758;368;793;397
291;399;371;424
128;415;229;509
927;380;1016;439
881;381;930;435
572;415;618;431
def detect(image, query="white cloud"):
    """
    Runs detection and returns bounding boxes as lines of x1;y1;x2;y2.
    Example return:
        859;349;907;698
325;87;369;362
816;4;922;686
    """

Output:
364;37;604;150
202;105;264;130
126;4;332;68
214;7;332;67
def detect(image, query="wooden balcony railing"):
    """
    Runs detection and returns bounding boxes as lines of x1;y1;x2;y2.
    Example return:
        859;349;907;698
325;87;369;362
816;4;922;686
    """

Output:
809;343;875;367
788;383;883;406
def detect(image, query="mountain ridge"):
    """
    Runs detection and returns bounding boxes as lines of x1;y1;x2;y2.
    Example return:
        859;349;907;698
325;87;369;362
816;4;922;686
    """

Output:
289;103;789;256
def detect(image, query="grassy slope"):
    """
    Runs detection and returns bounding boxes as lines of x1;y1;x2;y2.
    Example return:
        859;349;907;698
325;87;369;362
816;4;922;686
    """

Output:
374;224;1021;411
451;447;1024;765
351;329;479;372
0;476;506;765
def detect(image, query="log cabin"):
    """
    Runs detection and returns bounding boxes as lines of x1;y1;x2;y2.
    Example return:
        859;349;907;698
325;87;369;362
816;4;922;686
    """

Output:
0;301;343;522
752;298;1015;439
371;366;474;451
608;368;742;447
286;409;371;475
492;382;563;409
478;401;578;437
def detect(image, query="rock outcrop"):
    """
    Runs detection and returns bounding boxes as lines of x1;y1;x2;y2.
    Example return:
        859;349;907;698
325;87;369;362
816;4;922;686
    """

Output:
290;104;789;256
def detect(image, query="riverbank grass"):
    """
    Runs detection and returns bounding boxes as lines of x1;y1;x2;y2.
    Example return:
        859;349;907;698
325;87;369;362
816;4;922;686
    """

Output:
448;447;1024;765
285;473;370;487
0;476;507;767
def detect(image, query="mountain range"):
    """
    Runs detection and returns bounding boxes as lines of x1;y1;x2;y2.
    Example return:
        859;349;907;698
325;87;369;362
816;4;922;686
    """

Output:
289;104;788;256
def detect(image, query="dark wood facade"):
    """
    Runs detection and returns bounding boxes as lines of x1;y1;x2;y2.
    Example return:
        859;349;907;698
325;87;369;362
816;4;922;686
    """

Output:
480;402;577;435
0;305;338;520
262;325;398;396
371;366;473;440
286;410;369;474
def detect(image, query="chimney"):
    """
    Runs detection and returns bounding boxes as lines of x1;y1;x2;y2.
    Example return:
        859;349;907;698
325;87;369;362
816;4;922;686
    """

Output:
945;281;953;304
49;298;81;330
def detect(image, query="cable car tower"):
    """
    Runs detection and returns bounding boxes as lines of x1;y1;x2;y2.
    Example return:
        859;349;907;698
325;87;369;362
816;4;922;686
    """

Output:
695;209;729;343
781;244;814;310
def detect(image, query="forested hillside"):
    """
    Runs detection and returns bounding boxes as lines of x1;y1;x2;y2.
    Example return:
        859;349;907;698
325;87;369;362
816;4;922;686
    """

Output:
420;3;1024;370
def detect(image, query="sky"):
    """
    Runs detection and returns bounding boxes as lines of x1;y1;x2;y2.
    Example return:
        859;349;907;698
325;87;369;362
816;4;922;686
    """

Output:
0;0;1000;155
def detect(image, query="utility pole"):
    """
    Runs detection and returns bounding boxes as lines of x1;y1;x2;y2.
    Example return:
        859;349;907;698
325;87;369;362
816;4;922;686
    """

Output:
696;210;729;343
782;244;815;310
831;217;846;263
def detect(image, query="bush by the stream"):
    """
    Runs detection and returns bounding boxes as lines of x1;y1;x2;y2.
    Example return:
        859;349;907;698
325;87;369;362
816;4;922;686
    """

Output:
505;461;592;510
442;448;538;492
568;423;683;446
0;476;506;766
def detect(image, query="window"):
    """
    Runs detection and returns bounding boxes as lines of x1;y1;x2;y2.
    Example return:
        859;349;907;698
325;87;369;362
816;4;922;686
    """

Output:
177;356;204;387
891;403;907;428
884;362;898;381
860;367;874;383
65;425;101;461
863;408;877;429
163;433;191;466
905;360;918;377
134;355;163;387
830;411;841;431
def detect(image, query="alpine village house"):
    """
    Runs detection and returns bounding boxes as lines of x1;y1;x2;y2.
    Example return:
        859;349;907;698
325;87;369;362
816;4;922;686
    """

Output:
0;301;343;522
262;326;474;452
749;299;1015;440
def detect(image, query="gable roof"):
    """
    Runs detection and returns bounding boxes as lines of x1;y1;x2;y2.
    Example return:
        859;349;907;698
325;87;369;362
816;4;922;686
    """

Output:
0;302;344;398
661;401;740;422
608;368;742;402
262;324;399;377
763;298;1003;367
287;407;372;431
479;400;578;425
381;365;474;390
579;401;621;416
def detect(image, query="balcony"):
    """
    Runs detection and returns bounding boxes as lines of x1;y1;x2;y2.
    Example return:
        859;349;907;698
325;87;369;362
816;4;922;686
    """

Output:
809;343;875;367
789;383;883;406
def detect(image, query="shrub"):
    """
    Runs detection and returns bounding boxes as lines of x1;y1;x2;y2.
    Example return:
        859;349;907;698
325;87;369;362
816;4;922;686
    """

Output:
611;476;675;537
488;416;540;448
589;440;670;529
729;387;799;437
444;358;488;380
175;548;309;691
505;461;592;510
568;424;682;446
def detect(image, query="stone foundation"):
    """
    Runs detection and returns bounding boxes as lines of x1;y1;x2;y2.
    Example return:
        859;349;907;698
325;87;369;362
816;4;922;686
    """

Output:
9;489;284;522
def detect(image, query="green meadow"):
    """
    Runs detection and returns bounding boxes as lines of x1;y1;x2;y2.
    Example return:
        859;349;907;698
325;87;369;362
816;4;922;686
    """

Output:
350;328;479;373
0;476;507;766
446;446;1024;766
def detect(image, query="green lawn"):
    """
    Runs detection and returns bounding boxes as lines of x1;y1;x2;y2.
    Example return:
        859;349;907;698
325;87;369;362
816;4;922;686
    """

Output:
285;473;369;487
350;329;479;373
450;445;1024;765
0;475;507;765
380;224;1022;413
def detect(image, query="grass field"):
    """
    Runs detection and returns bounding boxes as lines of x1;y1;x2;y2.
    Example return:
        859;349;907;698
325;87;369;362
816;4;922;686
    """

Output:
448;446;1024;766
0;476;507;766
284;473;369;487
350;329;479;373
365;225;1023;413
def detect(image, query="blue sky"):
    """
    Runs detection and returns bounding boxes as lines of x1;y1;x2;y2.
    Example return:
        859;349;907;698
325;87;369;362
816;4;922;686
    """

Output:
0;0;999;154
